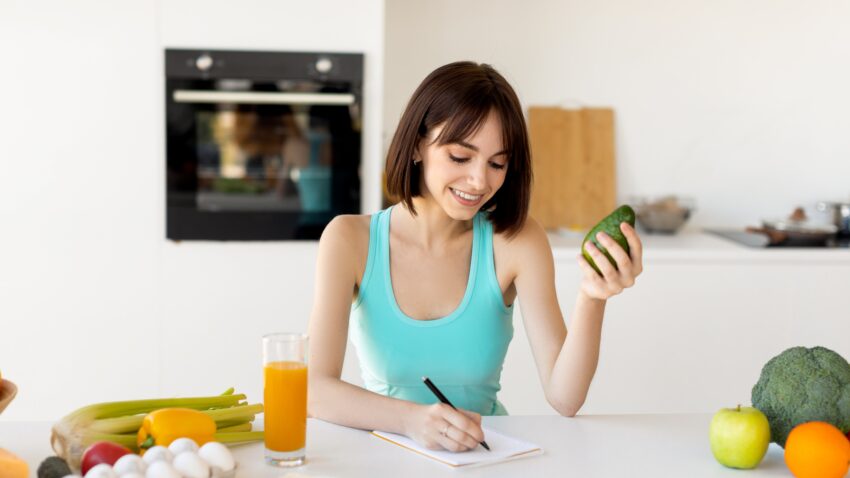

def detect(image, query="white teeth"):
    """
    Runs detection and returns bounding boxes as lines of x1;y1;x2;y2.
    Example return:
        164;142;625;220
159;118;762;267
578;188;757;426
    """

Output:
452;188;482;201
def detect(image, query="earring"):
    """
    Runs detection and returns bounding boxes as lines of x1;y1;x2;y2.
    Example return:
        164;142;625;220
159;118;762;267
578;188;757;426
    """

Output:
413;158;421;165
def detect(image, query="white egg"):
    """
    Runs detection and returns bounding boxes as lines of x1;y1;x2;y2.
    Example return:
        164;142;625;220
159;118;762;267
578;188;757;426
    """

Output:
120;474;145;478
112;453;147;475
144;461;181;478
142;446;173;465
172;451;210;478
167;437;199;455
84;463;117;478
198;442;235;472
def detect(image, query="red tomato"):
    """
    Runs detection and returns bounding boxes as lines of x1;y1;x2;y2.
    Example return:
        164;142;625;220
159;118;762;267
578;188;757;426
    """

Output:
80;441;132;475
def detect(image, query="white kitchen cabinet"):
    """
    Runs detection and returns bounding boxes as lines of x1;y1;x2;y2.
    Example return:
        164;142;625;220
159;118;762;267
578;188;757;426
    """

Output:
497;232;850;415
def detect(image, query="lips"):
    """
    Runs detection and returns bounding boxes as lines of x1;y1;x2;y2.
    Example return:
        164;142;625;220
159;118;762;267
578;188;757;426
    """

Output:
450;187;484;206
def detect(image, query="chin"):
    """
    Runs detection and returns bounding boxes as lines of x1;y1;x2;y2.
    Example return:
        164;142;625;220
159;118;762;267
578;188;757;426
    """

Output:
443;200;482;220
448;210;477;221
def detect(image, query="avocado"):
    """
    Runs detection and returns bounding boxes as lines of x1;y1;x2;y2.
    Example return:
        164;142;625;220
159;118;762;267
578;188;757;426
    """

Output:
581;205;636;275
37;456;71;478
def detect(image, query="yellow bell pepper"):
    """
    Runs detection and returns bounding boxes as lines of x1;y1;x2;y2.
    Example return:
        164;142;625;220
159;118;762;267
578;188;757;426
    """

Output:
137;408;216;450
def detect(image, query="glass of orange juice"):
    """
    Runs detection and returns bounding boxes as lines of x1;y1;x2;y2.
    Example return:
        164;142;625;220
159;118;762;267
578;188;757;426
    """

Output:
262;333;308;467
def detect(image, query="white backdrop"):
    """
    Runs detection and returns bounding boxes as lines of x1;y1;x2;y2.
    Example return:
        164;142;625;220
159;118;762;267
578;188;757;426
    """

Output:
385;0;850;227
2;0;849;423
0;0;383;421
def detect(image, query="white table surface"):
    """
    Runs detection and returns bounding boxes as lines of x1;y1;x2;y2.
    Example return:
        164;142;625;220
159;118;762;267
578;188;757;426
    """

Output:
0;414;793;477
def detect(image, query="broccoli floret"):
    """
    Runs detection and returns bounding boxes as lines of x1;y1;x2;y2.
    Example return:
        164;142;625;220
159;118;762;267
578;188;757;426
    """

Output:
751;346;850;447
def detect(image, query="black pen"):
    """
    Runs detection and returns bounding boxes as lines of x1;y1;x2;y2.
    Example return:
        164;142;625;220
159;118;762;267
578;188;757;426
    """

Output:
422;376;491;451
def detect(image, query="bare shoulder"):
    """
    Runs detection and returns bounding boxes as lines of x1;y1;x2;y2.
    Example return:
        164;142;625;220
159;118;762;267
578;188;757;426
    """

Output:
322;214;370;240
320;214;371;254
494;216;551;254
319;214;372;282
493;216;553;276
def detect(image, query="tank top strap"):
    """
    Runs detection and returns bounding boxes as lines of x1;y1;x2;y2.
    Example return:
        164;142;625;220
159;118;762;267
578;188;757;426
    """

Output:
377;206;393;289
475;212;510;310
352;207;389;309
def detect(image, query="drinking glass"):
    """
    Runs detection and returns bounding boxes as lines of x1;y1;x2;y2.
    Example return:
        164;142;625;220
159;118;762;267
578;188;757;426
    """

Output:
263;333;308;467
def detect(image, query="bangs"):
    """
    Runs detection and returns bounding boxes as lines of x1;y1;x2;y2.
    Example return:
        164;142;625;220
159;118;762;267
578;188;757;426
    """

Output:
431;100;516;165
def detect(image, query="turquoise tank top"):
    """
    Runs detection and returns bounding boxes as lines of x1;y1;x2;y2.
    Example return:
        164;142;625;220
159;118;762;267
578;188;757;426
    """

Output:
349;206;515;416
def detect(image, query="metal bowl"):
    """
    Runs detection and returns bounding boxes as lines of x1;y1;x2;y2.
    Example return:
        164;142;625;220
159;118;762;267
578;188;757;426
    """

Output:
633;196;694;234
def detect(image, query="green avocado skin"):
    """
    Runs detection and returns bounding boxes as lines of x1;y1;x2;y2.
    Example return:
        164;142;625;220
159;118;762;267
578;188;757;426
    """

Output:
582;205;636;275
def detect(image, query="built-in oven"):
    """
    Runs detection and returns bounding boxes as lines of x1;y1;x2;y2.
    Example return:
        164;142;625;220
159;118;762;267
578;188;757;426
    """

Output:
165;49;363;240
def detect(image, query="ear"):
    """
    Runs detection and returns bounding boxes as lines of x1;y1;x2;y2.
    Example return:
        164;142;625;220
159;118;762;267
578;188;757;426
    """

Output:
413;140;425;164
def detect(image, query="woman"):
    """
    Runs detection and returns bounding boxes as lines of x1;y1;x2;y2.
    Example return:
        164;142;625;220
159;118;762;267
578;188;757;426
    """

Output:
307;61;643;452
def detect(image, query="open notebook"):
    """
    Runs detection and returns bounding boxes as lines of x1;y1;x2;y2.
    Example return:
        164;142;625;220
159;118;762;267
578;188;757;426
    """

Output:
372;427;543;469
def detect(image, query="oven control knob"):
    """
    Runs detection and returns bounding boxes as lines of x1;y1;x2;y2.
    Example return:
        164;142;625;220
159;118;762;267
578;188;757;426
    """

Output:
195;54;214;71
315;57;333;74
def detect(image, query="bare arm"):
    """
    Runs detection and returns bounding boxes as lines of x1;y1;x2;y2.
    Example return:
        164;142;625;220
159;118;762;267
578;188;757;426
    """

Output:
512;219;643;416
306;215;485;451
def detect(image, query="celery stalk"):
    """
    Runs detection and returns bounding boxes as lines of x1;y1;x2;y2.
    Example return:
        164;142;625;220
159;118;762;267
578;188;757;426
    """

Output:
51;390;264;472
204;403;264;422
87;399;260;434
213;418;255;429
68;395;246;423
216;423;253;433
215;431;265;443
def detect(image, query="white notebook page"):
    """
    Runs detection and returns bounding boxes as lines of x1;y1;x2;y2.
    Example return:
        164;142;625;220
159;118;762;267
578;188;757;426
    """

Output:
372;427;543;468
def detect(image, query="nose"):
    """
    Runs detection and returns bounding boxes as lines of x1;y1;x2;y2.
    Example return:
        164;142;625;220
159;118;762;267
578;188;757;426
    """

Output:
466;163;487;192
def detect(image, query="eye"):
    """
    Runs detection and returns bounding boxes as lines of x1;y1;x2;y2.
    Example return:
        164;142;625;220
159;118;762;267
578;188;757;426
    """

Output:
490;162;507;170
449;155;470;163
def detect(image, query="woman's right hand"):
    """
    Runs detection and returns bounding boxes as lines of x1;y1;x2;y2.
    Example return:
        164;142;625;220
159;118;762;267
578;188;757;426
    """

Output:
402;403;485;452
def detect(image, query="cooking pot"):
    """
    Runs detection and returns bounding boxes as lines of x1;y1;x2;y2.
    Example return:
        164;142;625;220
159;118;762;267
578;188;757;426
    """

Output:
747;207;838;246
816;201;850;237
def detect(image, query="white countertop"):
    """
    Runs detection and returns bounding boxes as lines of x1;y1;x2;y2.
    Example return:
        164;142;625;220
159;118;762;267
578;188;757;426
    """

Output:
547;230;850;262
1;415;793;477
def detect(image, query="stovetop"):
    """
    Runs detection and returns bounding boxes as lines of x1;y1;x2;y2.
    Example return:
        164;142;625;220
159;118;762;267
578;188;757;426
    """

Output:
706;229;850;248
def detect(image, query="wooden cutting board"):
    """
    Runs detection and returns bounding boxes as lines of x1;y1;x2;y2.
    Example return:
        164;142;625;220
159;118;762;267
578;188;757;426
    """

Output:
528;107;616;231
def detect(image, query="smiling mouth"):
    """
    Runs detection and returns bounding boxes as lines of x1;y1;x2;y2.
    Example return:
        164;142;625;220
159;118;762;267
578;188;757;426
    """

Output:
450;187;484;203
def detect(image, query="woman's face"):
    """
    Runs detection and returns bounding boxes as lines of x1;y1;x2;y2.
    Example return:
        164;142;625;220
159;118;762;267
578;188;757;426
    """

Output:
417;110;508;221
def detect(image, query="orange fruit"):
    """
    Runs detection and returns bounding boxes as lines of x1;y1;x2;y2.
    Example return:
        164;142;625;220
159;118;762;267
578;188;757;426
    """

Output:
784;421;850;478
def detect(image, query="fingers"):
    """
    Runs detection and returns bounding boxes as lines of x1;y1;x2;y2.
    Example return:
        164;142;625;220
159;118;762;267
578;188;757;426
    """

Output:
620;222;644;273
583;239;617;279
437;422;480;451
594;231;632;277
427;404;483;451
460;409;482;425
444;407;484;443
577;253;605;288
579;225;645;299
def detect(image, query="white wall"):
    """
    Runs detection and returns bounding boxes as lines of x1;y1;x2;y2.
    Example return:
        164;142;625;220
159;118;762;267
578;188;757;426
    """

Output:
385;0;850;227
0;0;382;421
3;0;848;423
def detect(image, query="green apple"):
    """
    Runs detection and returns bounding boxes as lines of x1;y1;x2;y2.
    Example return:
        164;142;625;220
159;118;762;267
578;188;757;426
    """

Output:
709;405;771;469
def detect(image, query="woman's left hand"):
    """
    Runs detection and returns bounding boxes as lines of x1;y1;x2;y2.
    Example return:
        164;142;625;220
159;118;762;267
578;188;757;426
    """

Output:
577;222;643;301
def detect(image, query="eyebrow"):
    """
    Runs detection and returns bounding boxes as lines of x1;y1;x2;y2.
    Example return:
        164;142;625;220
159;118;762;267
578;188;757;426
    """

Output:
455;140;508;158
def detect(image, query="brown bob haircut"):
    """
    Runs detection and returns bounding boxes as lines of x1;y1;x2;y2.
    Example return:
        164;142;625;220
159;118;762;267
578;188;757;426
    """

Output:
385;61;532;238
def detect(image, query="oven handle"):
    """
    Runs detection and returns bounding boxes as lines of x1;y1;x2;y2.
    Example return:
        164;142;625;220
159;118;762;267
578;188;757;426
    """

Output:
173;90;355;105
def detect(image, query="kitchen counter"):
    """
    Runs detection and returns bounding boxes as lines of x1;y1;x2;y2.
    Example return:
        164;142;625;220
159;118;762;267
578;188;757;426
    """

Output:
547;230;850;262
491;229;850;417
0;414;794;477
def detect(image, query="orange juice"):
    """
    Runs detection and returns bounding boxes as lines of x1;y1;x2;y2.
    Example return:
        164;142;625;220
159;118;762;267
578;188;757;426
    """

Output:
264;360;308;452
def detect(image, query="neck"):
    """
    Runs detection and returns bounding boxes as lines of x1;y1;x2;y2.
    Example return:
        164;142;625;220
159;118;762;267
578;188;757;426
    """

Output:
396;197;472;253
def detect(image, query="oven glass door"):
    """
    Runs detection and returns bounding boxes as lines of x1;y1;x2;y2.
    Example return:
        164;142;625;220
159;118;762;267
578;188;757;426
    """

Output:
167;80;361;240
